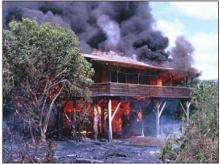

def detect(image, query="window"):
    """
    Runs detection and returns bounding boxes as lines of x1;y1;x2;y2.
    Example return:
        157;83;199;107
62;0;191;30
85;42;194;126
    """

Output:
118;72;126;83
110;70;117;82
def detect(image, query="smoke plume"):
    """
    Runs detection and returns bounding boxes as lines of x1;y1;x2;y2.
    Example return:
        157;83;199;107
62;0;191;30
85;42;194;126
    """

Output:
3;1;169;63
171;36;194;70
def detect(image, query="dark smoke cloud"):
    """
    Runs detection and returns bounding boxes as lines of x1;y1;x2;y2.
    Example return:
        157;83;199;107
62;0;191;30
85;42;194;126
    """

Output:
3;1;169;62
171;36;194;70
170;36;200;77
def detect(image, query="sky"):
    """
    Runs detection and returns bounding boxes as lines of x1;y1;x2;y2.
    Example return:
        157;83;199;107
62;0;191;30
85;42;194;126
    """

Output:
150;2;218;80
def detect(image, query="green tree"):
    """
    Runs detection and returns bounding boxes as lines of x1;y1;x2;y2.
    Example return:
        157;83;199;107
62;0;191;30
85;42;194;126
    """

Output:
160;80;218;162
3;18;94;142
191;80;218;139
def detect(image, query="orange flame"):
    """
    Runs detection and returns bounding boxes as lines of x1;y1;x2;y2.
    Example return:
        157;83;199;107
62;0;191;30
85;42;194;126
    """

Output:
157;79;163;86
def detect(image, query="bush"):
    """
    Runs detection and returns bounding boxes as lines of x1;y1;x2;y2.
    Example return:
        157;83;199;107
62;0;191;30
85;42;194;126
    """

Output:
160;80;219;163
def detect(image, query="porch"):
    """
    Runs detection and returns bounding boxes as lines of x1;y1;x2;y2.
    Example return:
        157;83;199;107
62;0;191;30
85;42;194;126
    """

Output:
90;82;193;98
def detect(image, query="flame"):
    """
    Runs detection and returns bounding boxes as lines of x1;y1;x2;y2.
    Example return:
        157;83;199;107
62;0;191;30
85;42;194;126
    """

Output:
157;79;163;86
61;99;133;137
112;101;130;134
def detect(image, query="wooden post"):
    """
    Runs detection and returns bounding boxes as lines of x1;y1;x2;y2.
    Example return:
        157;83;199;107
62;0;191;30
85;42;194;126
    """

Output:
109;69;112;82
108;99;112;141
186;101;191;125
153;100;161;138
93;105;98;140
153;100;166;138
159;102;166;118
180;100;191;126
116;70;119;83
111;102;122;122
138;72;140;84
180;101;187;116
156;106;160;138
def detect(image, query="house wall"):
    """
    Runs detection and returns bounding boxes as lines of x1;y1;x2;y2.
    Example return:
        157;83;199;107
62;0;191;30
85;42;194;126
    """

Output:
107;65;186;87
93;64;109;83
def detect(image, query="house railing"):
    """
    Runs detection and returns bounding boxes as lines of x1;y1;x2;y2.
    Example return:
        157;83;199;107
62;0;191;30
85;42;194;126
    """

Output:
90;82;193;98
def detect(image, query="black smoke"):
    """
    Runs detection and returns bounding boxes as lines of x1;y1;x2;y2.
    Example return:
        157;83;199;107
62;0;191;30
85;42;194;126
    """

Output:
3;1;169;63
171;36;194;70
170;36;200;77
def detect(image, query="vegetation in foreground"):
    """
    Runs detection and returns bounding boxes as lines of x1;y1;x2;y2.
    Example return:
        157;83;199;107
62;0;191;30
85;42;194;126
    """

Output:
160;80;218;163
3;18;94;143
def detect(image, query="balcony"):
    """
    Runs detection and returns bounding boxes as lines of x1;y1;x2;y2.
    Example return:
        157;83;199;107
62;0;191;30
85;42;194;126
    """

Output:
90;82;193;98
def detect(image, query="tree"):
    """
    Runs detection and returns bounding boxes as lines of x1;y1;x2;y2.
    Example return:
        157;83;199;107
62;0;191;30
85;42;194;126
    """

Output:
3;18;94;141
160;80;218;162
191;80;218;139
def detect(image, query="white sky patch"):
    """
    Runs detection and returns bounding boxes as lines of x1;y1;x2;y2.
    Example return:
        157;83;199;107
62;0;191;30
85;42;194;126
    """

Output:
189;32;218;80
189;32;218;52
170;2;218;20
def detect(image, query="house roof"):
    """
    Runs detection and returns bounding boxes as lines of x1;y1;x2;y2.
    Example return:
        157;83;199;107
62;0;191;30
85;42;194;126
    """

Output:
82;51;175;71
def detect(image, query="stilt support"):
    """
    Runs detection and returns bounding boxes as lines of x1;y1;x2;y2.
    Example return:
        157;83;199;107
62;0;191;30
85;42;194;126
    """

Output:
108;99;112;141
93;105;98;140
156;106;160;138
153;99;166;138
186;101;191;125
111;102;122;122
180;100;191;125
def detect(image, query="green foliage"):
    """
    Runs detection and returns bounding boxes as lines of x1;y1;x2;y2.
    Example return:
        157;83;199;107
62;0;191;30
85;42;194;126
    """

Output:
3;18;94;98
3;18;94;140
160;80;219;163
161;127;218;163
3;55;14;97
160;136;179;162
191;80;218;139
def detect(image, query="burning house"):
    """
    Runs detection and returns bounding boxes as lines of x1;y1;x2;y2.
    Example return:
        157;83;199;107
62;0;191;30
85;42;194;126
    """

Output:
59;50;197;141
3;2;199;141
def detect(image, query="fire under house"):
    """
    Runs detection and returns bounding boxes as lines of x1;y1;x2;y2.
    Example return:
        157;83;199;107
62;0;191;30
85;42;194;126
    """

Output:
60;51;197;141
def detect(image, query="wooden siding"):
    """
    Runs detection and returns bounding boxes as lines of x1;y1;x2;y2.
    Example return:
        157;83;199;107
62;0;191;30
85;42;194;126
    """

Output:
90;82;193;98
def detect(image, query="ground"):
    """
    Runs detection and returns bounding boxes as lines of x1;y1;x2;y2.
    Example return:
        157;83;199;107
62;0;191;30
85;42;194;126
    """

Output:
3;136;162;163
54;137;161;163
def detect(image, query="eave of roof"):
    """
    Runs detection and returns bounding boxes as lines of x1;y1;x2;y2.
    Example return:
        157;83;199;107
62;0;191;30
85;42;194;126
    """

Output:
82;53;175;71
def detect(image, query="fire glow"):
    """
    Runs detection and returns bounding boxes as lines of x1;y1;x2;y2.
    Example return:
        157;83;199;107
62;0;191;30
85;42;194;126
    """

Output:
61;99;147;138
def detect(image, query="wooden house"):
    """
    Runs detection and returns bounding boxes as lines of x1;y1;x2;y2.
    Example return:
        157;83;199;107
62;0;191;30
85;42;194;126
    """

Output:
61;51;197;140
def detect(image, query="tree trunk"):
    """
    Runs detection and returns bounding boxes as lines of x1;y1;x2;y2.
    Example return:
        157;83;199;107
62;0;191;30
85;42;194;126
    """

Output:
43;87;63;136
29;120;36;144
40;127;46;142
